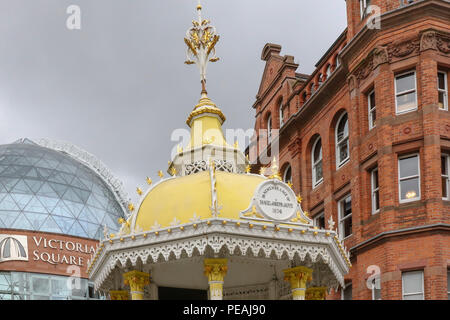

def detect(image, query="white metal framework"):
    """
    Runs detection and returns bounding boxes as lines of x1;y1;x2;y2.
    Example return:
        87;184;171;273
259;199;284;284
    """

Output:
36;138;129;214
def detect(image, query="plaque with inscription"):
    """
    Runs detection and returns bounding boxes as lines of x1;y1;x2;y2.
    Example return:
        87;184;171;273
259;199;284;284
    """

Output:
240;179;308;224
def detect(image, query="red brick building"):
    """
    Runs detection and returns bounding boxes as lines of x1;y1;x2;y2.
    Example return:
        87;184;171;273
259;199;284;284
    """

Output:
248;0;450;300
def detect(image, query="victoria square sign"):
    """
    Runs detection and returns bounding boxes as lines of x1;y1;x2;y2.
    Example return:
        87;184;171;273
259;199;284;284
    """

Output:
0;230;98;278
31;236;96;267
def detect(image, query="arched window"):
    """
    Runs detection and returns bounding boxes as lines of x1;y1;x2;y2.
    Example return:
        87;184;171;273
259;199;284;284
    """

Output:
336;112;349;167
312;137;323;187
326;64;331;77
267;114;272;143
283;165;292;184
310;83;316;96
279;100;284;127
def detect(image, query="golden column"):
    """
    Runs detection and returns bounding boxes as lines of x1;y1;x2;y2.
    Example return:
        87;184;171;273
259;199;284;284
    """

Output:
123;270;150;300
109;290;129;300
204;258;228;300
306;287;327;300
283;266;313;300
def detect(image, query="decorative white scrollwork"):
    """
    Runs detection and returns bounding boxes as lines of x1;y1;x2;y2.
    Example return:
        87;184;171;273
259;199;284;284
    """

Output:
91;234;346;291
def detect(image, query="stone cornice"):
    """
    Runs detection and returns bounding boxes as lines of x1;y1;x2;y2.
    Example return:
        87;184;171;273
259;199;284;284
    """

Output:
350;223;450;254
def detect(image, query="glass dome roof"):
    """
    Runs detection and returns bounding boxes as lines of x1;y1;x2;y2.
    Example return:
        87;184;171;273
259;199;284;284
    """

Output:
0;139;125;239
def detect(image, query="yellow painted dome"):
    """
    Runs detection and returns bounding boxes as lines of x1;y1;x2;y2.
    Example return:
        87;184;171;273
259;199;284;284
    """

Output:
133;171;266;232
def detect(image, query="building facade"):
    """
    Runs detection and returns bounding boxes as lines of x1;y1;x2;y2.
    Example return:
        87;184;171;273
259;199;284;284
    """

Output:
0;139;127;300
249;0;450;300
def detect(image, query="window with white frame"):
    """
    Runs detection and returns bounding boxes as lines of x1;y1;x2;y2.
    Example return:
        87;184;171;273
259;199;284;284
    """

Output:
312;137;323;187
395;71;417;114
341;283;352;300
283;165;292;184
314;211;325;229
438;71;448;110
338;195;352;239
398;154;420;202
442;154;449;200
267;115;272;143
336;113;350;167
371;167;380;214
402;271;424;300
360;0;372;18
368;90;376;129
279;100;284;127
371;277;381;300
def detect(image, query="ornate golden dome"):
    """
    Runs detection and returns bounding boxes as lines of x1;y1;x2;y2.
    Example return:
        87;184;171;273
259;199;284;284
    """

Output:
132;171;266;232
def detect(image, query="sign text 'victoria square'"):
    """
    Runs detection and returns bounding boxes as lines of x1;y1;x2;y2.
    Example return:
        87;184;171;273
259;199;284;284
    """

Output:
32;236;97;267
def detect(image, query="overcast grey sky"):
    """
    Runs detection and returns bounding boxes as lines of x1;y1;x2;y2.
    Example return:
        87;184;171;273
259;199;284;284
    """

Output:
0;0;347;204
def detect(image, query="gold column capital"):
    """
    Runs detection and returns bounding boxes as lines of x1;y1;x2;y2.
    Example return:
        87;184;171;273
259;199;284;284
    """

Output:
109;290;129;300
204;258;228;282
306;287;327;300
123;270;150;300
204;258;227;300
283;266;313;300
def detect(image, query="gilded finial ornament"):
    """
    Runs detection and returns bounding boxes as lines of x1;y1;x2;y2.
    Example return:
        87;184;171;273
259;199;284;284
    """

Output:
287;181;293;188
245;164;251;173
136;187;143;196
158;170;164;178
146;177;152;185
128;203;135;212
297;194;303;203
234;140;239;149
259;167;266;176
169;166;177;176
184;0;220;93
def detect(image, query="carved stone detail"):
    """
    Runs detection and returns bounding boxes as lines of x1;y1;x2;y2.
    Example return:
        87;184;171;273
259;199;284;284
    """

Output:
420;31;437;51
388;38;420;59
436;33;450;54
372;47;389;68
355;57;374;81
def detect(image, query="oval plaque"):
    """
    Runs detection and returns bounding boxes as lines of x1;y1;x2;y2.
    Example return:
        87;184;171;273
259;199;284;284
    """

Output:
255;180;297;221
